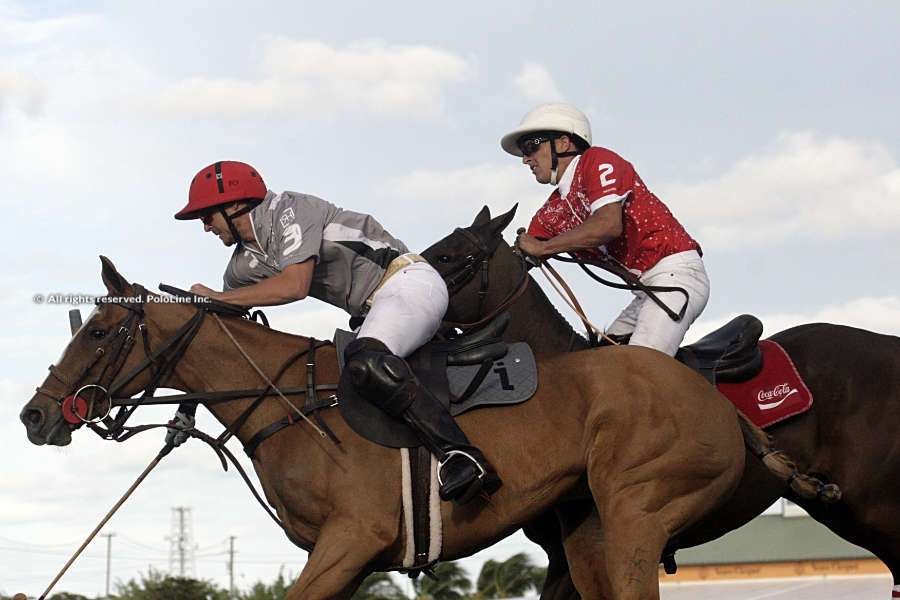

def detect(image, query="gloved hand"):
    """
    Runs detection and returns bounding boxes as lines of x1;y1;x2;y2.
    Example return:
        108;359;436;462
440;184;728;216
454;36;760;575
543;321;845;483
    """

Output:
165;410;195;447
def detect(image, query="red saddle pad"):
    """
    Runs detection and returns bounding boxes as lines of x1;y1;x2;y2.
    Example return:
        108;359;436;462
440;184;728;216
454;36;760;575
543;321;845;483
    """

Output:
716;340;813;429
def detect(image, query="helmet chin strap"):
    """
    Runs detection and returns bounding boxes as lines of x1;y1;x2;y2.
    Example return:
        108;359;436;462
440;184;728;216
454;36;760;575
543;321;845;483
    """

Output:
549;136;582;186
219;201;261;248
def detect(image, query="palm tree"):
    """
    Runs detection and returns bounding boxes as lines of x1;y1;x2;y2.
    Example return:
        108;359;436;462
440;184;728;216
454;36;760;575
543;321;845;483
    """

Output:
351;572;408;600
473;553;545;599
412;562;472;600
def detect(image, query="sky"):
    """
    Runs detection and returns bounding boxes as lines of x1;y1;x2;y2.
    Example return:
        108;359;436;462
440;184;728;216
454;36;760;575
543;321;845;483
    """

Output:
2;0;900;596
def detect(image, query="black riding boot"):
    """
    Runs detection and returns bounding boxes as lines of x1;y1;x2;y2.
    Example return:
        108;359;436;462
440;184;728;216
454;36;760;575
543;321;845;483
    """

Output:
344;337;501;504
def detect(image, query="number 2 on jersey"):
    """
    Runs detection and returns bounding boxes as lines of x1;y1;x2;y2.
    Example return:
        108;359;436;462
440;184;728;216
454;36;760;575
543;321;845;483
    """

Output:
598;163;616;187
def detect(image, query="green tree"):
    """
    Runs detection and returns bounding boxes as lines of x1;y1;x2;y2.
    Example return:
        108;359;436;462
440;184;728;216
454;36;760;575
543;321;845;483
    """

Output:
473;553;544;599
239;568;293;600
113;568;228;600
412;562;472;600
351;572;408;600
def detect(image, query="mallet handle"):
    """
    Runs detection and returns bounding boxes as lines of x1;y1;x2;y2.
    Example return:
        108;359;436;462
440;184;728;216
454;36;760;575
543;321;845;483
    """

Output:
38;444;173;600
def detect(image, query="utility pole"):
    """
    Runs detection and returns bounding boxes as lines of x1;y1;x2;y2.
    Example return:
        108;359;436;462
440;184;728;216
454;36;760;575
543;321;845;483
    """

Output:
101;532;115;598
228;536;237;599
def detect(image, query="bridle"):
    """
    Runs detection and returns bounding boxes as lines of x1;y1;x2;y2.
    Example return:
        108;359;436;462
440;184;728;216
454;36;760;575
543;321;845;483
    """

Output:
439;227;530;331
36;285;336;446
32;284;337;541
36;284;161;440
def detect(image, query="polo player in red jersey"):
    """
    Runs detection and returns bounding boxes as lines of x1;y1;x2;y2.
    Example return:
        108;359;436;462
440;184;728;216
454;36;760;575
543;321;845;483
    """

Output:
503;103;709;356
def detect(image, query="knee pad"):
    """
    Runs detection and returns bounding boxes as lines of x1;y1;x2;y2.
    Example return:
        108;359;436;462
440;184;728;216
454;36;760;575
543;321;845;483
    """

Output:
344;337;416;416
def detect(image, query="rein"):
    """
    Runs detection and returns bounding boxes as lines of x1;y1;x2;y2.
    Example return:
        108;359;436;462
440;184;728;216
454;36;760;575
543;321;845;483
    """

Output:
35;286;341;539
549;253;689;323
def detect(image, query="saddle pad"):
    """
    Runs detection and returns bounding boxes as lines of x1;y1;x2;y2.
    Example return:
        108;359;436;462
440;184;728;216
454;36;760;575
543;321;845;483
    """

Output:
716;340;813;429
333;329;538;448
446;343;538;416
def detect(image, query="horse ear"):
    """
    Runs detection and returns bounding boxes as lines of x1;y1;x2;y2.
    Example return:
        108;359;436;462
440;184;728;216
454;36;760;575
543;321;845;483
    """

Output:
471;206;492;227
100;256;128;295
487;204;518;236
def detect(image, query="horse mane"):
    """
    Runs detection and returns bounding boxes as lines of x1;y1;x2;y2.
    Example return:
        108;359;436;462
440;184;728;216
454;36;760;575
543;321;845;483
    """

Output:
495;239;589;348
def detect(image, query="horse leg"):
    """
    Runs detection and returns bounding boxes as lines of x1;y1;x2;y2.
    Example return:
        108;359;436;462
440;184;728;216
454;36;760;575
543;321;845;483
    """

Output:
583;436;742;599
523;510;581;600
556;502;607;599
285;519;386;600
591;500;666;600
800;497;900;599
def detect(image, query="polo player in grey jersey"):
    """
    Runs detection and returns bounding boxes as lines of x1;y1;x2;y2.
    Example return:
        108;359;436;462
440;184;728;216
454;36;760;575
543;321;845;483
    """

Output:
172;160;500;504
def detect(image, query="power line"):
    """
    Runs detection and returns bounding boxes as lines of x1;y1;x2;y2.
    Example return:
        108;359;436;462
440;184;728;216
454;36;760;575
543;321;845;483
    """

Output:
117;533;169;554
0;535;84;548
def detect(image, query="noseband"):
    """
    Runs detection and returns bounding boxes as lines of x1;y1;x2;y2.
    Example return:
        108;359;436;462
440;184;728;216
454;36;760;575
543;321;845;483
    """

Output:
36;284;208;440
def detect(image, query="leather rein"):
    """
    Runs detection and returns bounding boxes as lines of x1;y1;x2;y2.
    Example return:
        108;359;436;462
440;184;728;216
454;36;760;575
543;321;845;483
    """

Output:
34;285;337;543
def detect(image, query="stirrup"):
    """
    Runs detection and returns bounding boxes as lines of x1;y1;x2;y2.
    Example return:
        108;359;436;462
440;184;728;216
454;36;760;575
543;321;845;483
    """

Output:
437;450;486;486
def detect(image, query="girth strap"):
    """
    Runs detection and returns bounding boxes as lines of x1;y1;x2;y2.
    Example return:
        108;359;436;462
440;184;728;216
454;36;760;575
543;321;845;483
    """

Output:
306;338;340;445
243;392;339;458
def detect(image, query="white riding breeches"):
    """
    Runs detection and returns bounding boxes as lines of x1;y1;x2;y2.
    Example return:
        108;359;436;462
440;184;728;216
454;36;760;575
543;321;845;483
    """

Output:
605;250;710;357
357;259;449;358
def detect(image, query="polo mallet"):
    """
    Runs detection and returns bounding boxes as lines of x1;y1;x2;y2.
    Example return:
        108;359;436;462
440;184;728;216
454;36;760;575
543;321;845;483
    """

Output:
33;443;175;600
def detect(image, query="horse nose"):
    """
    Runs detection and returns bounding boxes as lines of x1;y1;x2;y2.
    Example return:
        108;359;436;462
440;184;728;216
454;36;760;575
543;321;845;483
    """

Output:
21;406;45;433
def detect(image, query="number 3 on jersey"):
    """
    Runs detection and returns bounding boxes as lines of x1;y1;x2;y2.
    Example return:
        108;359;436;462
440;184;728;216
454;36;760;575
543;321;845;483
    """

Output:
598;163;616;187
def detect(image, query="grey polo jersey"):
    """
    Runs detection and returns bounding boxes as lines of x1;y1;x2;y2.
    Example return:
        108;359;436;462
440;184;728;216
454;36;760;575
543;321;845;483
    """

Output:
223;190;409;316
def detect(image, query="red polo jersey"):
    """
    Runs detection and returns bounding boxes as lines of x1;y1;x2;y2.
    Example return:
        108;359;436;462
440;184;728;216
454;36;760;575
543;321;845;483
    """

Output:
527;147;701;272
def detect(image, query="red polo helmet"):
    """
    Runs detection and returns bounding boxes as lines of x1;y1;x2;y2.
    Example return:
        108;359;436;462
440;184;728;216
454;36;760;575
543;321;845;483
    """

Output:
175;161;267;220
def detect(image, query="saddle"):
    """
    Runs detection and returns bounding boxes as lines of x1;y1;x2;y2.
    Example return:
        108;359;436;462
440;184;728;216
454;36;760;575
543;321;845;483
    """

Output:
336;313;538;448
675;314;764;385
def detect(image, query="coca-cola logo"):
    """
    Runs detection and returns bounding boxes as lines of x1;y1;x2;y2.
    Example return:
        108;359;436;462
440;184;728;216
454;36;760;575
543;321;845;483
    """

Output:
757;382;798;410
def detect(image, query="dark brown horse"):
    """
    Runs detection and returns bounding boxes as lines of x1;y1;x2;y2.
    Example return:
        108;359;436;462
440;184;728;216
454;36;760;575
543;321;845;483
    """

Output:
21;257;753;599
422;206;900;599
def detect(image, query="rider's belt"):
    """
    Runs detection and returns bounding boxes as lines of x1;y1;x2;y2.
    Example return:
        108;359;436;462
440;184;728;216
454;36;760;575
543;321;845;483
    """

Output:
365;254;429;308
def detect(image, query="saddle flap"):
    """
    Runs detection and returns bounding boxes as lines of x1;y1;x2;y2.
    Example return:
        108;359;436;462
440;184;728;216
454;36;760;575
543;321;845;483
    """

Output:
333;328;537;448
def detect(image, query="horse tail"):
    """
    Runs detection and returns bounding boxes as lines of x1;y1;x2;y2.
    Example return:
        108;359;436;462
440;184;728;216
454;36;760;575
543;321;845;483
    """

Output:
735;411;842;504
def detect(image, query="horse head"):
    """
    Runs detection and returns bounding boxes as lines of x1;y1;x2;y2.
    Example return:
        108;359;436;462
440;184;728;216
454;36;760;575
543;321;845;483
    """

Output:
20;257;194;447
421;205;525;327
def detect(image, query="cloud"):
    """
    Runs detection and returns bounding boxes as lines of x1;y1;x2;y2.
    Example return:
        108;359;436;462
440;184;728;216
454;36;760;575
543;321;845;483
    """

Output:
386;163;548;245
662;132;900;250
513;62;563;102
263;303;350;340
0;7;98;46
155;38;472;120
0;68;44;116
688;295;900;342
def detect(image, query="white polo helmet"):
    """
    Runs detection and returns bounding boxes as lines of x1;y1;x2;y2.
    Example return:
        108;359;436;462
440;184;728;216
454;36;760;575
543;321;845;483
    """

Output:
500;103;592;157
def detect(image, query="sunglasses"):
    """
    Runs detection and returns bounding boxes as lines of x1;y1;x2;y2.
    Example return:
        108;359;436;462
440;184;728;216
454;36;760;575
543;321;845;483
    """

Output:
518;136;551;157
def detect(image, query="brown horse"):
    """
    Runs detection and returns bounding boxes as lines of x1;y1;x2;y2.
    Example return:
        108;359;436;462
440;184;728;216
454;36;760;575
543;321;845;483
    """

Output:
21;257;749;599
422;205;900;599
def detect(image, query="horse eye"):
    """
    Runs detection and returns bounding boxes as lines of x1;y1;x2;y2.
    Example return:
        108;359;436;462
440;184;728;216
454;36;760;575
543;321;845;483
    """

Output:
438;255;453;263
89;329;107;340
